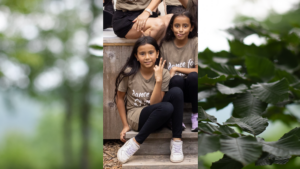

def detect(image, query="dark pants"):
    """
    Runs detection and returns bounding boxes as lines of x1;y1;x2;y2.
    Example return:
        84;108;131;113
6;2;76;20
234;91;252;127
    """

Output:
169;72;198;113
135;87;184;144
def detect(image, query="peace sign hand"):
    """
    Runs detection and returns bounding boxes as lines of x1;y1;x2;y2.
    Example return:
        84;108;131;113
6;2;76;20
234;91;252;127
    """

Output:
153;58;166;83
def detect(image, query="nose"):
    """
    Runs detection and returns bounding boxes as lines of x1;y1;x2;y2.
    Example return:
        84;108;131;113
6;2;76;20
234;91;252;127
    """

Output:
179;26;183;31
145;53;150;59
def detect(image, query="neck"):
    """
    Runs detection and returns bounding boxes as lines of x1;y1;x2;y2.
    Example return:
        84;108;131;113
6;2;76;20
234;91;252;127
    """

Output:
140;66;154;75
174;37;189;48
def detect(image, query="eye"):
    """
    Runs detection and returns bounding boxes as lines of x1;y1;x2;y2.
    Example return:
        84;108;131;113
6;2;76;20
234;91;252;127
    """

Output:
140;52;145;55
149;51;154;54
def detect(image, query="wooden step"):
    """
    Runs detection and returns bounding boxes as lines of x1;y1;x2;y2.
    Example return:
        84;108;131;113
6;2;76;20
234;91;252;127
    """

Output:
125;124;198;155
122;154;198;169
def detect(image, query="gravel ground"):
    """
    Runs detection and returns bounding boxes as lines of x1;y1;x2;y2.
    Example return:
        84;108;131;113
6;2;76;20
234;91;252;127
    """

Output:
103;140;124;169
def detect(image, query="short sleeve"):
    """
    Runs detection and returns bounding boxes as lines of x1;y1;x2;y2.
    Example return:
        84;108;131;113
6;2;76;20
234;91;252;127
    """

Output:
194;37;198;65
161;69;171;92
118;76;128;92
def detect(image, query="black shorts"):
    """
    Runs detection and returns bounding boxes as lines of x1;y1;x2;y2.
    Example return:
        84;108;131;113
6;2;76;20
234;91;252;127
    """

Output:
167;5;185;14
112;10;158;38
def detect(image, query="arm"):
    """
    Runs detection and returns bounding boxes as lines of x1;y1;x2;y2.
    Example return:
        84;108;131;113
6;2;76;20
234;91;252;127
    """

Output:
178;0;188;8
116;91;130;142
150;81;165;105
133;0;161;31
170;67;198;77
150;58;167;105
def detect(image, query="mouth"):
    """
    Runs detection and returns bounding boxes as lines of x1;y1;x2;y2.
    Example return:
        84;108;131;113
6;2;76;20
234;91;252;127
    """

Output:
144;61;152;65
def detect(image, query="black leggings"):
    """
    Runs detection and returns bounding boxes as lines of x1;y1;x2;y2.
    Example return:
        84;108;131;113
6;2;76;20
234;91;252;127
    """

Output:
169;72;198;113
135;87;184;144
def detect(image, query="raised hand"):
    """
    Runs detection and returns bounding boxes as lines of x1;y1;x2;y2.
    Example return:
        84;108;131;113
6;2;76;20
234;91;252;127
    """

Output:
153;58;166;83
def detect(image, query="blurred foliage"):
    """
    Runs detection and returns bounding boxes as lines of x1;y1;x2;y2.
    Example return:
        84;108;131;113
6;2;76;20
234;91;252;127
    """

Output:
0;0;103;169
198;4;300;169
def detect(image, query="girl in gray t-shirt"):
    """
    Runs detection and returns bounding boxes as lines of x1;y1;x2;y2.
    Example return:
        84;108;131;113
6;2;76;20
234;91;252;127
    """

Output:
114;36;185;164
161;11;198;132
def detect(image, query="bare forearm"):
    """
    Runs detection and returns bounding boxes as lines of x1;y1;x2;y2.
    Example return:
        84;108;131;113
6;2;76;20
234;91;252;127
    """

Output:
147;0;161;11
178;0;188;8
117;99;129;128
150;81;163;105
173;67;198;74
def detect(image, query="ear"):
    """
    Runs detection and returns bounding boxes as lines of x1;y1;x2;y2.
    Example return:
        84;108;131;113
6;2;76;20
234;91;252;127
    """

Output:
190;25;194;32
156;50;159;58
135;54;139;61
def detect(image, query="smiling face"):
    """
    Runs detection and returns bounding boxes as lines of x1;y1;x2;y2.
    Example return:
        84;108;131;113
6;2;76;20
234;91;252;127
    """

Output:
135;44;159;69
171;15;194;41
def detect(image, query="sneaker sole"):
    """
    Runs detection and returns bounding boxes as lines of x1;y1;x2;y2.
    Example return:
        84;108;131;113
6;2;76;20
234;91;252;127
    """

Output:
170;144;184;163
191;127;199;132
117;148;128;164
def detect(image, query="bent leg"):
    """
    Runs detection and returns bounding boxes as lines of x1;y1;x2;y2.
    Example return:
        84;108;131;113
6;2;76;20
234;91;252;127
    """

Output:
162;87;184;138
169;75;185;91
135;102;173;144
185;72;198;113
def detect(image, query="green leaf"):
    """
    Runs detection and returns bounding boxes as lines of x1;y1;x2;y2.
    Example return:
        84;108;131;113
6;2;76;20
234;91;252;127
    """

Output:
214;125;239;137
250;78;289;104
198;66;219;78
233;92;268;118
198;123;238;137
198;89;217;101
220;136;262;166
271;69;299;84
258;135;300;157
245;56;275;81
198;123;219;134
217;83;248;95
198;133;220;156
89;44;103;50
280;127;300;140
225;115;268;136
255;152;290;166
210;63;243;77
198;106;217;123
263;106;298;126
198;75;226;86
211;155;243;169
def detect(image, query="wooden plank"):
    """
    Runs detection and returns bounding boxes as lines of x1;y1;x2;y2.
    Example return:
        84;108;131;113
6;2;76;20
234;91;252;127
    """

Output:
103;37;137;45
103;45;134;139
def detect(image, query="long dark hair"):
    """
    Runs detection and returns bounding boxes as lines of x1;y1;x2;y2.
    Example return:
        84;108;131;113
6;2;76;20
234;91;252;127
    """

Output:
164;11;198;42
114;36;160;105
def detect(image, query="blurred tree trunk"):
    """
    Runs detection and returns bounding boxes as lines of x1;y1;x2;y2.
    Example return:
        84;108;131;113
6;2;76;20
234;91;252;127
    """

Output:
63;86;74;169
79;75;91;169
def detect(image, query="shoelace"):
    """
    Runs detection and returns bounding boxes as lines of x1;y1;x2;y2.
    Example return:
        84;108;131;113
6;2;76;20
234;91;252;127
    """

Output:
172;143;182;154
125;143;136;156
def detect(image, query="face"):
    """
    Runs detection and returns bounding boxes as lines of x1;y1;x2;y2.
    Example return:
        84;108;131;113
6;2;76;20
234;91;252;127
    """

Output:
171;16;194;41
135;44;159;69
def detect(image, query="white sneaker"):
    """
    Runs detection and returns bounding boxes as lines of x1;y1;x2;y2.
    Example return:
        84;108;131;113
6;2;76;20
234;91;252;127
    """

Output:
117;138;140;163
170;139;184;163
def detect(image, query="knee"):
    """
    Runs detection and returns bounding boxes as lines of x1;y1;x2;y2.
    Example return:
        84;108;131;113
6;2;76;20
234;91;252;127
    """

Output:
153;19;165;31
170;76;184;85
187;72;198;82
169;87;183;98
160;102;174;117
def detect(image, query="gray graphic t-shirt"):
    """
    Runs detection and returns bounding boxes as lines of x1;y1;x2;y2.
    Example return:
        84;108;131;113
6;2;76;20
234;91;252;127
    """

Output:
118;68;170;131
161;37;198;78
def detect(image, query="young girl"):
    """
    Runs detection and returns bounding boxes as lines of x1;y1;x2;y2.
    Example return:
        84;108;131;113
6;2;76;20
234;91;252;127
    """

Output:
114;36;185;163
160;11;198;132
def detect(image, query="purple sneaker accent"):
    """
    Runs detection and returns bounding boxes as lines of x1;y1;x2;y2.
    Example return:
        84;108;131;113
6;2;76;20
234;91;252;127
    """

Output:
167;121;186;131
191;113;198;132
182;122;186;130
